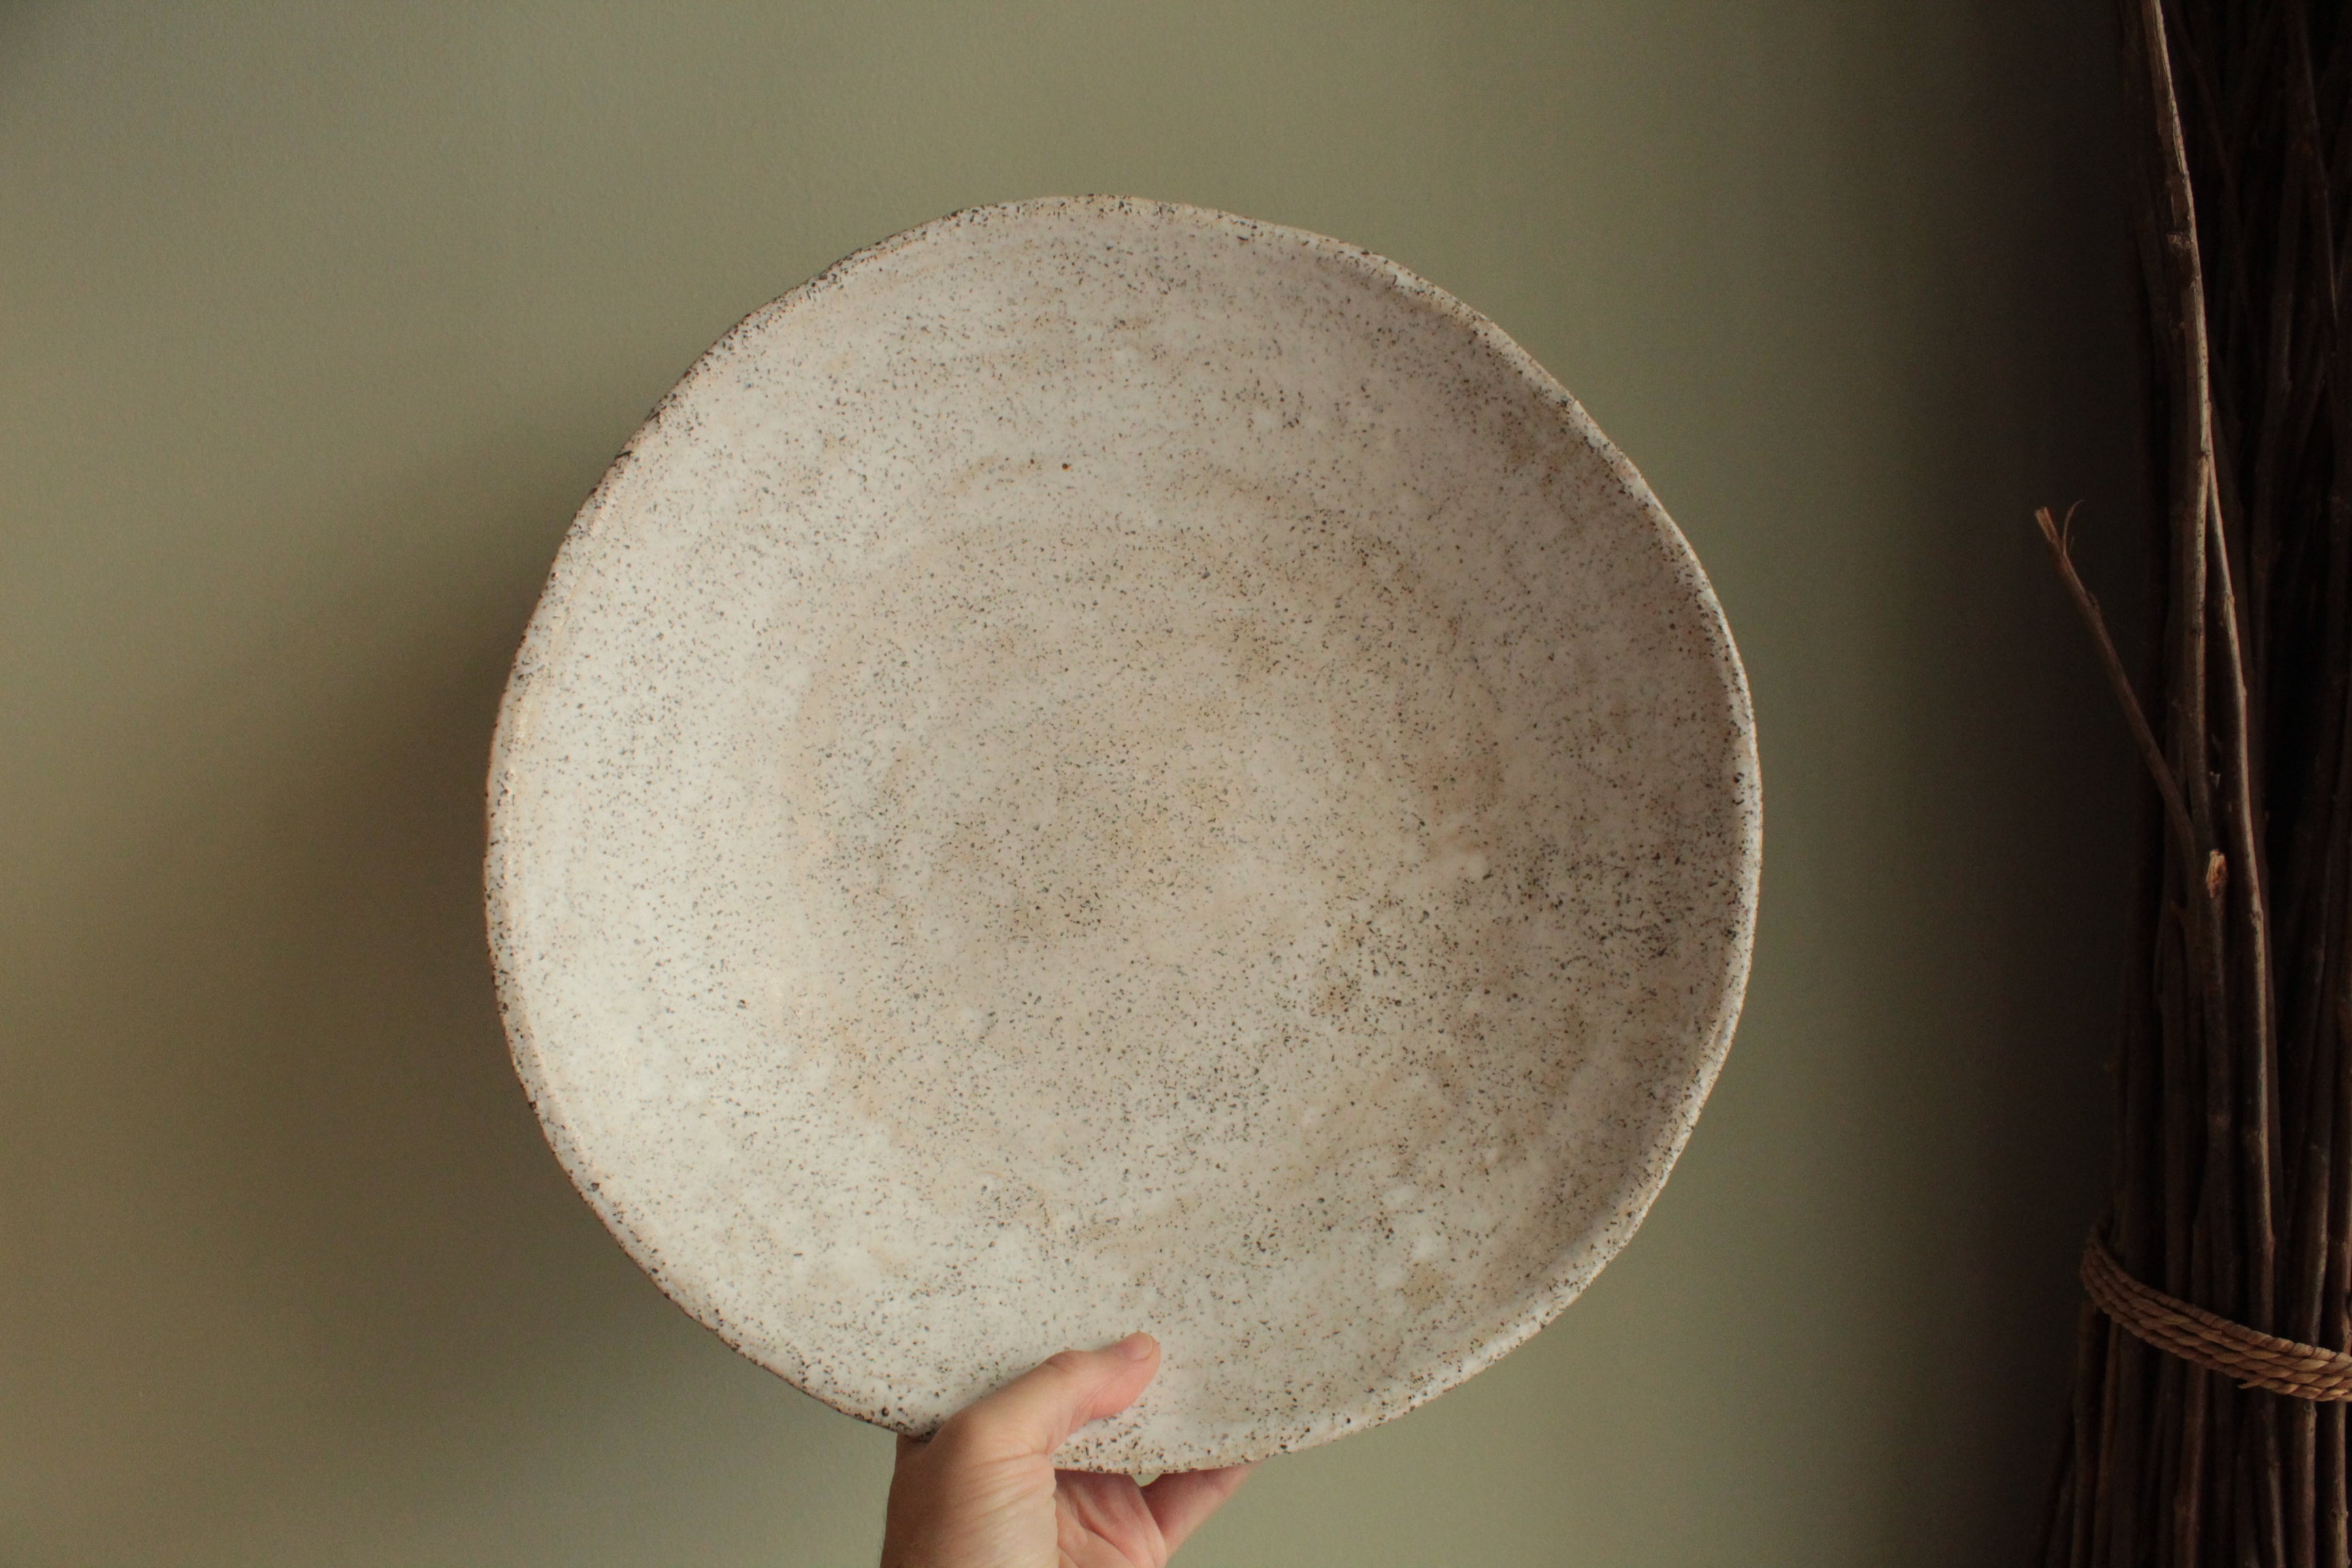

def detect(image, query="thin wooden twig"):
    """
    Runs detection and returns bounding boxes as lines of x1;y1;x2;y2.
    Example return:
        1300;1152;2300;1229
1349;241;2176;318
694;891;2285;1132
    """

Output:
2036;506;2200;871
2211;463;2287;1556
2180;1361;2210;1568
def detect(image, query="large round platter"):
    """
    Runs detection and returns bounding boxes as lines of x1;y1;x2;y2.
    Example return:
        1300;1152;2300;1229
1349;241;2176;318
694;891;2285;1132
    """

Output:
487;197;1759;1471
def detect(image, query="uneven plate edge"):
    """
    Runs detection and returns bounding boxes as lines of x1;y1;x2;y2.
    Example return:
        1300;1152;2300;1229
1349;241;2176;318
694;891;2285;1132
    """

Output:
482;195;1763;1472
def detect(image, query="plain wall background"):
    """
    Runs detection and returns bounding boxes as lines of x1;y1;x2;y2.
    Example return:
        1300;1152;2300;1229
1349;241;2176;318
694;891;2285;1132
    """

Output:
2;2;2141;1563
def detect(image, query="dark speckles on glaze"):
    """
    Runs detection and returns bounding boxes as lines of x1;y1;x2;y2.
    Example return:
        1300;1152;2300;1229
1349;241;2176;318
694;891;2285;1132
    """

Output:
484;197;1761;1473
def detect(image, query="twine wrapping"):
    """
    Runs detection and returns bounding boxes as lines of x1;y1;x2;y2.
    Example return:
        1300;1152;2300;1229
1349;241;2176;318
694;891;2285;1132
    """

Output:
2080;1233;2352;1401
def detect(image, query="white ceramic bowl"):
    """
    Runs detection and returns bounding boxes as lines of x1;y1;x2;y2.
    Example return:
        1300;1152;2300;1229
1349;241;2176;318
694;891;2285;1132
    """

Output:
487;197;1758;1471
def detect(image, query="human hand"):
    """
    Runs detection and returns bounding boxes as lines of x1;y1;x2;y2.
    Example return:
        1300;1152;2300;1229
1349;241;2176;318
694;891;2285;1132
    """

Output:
879;1333;1255;1568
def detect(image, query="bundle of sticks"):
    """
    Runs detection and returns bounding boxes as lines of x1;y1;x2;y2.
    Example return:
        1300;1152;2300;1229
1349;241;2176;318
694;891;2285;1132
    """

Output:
2038;1;2352;1563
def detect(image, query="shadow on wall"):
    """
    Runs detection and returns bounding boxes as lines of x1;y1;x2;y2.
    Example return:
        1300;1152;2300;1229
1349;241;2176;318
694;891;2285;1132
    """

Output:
9;428;887;1564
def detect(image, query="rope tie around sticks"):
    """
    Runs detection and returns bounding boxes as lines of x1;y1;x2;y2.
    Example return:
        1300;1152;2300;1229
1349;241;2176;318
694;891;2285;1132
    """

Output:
2081;1233;2352;1401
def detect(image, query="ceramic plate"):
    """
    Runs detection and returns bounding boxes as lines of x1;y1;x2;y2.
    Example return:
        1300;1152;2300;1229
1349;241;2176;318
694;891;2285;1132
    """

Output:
487;197;1759;1471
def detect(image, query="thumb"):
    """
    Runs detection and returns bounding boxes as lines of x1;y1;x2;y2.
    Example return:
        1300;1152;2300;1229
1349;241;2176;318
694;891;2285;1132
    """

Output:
938;1333;1160;1461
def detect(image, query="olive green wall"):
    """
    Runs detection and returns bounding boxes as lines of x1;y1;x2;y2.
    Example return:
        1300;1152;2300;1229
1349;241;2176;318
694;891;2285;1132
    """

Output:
3;3;2138;1563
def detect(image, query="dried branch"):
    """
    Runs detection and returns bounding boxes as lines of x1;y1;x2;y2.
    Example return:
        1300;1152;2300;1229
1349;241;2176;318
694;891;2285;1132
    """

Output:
2041;0;2351;1559
2035;504;2200;871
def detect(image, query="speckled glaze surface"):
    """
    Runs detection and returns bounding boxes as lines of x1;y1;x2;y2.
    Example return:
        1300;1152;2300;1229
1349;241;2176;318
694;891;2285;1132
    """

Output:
487;197;1759;1471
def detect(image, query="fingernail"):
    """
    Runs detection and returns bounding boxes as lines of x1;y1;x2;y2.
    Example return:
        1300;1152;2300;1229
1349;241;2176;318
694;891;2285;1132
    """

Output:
1114;1331;1157;1361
